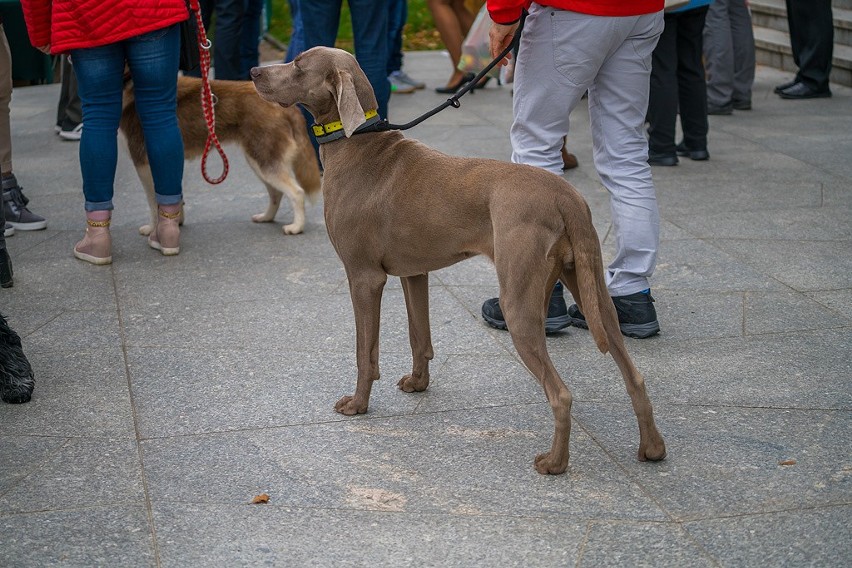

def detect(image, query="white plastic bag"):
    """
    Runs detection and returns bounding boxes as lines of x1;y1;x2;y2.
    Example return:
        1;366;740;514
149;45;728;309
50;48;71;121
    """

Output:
458;6;501;79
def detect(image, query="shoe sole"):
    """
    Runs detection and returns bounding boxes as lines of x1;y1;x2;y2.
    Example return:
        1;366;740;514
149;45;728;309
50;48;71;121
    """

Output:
569;316;660;339
73;249;112;265
148;239;180;256
8;220;47;231
482;313;572;334
3;227;13;237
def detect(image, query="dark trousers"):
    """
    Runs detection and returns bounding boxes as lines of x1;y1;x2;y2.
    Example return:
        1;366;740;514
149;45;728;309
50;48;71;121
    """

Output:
647;7;709;155
197;0;246;80
785;0;833;91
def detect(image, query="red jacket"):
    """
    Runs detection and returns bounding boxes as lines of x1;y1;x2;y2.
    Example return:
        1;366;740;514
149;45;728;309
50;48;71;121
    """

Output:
20;0;189;54
487;1;663;25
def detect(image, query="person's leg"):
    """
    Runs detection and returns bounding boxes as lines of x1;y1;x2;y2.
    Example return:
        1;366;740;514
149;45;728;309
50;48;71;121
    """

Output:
428;0;470;88
68;41;126;263
702;0;734;111
786;0;832;92
509;4;589;175
240;0;264;77
126;25;184;209
285;0;305;63
647;14;679;161
676;7;709;152
729;0;755;106
70;43;126;212
0;25;12;176
212;0;246;79
349;0;390;120
589;12;663;298
387;0;405;75
481;4;592;332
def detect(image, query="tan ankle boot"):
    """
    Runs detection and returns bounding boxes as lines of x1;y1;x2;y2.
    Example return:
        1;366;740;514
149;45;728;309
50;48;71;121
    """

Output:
74;217;112;265
148;206;180;255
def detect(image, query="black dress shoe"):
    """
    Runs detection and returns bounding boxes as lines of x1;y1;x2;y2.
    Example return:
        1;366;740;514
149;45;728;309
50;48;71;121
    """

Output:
647;152;678;166
732;99;752;110
778;82;832;99
435;73;475;94
774;79;798;94
675;142;709;161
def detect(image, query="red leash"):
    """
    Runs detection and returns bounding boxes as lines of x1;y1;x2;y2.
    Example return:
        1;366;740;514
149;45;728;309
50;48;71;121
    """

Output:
188;0;229;184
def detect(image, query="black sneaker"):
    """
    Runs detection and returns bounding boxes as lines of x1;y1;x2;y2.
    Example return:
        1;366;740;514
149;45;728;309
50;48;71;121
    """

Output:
2;175;47;231
1;248;13;288
482;281;572;333
568;290;660;338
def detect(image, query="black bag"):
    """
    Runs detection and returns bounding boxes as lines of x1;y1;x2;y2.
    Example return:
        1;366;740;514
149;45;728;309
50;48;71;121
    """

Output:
179;4;200;72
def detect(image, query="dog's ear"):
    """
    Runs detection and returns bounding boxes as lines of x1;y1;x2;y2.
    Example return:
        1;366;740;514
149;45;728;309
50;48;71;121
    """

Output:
335;69;366;137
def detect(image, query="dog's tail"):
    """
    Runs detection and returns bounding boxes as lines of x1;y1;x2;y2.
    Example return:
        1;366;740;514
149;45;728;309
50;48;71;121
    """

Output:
559;195;611;355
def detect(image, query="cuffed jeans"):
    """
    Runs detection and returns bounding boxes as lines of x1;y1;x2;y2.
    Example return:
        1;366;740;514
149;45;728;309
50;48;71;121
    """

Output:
71;24;183;212
512;5;663;296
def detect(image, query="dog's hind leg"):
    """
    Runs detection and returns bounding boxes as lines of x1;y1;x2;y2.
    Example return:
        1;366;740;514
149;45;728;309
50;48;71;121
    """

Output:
499;257;573;474
249;161;306;235
335;269;388;416
137;164;158;236
561;268;666;462
398;274;434;393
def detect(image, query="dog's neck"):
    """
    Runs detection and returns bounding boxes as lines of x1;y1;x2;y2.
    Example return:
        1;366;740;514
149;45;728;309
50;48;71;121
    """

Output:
312;109;383;144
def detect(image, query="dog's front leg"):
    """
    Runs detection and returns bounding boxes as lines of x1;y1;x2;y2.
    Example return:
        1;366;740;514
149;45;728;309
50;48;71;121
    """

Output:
398;274;434;393
335;270;387;416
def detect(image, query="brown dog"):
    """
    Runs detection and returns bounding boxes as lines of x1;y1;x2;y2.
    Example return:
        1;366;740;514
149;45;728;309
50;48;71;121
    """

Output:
120;76;321;236
251;47;666;475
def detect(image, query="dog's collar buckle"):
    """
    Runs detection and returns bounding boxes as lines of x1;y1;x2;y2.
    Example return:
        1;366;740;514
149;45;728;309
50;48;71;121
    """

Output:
313;110;381;144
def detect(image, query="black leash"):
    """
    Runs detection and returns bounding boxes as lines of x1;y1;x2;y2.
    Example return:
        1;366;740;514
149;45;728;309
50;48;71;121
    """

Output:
366;11;526;134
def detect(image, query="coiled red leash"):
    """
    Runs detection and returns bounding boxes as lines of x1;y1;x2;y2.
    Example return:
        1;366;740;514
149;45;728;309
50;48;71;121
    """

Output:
188;0;229;184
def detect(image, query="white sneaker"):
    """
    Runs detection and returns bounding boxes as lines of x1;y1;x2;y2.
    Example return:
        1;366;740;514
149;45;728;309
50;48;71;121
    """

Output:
59;122;83;141
389;71;416;94
394;70;425;90
3;222;13;237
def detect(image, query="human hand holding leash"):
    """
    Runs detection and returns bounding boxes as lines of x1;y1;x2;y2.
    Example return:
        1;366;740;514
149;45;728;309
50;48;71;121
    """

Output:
489;22;518;65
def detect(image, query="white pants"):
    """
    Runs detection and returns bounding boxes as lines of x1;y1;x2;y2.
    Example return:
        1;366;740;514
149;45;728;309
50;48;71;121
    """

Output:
512;4;664;296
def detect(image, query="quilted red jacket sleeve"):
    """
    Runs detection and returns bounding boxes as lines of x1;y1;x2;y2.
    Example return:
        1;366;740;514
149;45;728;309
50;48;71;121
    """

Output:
486;0;664;25
21;0;189;54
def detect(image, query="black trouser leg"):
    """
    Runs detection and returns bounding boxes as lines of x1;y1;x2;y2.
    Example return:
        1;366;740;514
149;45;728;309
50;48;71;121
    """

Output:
785;0;833;90
676;6;709;151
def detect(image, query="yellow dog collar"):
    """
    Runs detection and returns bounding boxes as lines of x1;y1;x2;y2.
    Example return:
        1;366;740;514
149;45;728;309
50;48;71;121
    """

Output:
312;109;379;141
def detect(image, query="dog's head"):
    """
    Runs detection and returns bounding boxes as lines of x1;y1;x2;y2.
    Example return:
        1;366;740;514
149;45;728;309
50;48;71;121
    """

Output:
250;47;378;138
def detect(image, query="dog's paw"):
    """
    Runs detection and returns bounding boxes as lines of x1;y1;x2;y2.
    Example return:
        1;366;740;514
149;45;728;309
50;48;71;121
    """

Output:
282;223;304;235
334;395;368;416
139;224;153;236
397;373;429;393
534;451;569;475
638;437;667;462
251;213;274;223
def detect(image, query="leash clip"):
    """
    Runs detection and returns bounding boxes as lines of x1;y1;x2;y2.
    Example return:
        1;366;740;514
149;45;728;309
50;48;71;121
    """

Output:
448;98;461;109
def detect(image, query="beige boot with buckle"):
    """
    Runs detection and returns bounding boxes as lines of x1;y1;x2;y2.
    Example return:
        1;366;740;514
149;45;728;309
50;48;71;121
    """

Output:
148;205;181;256
74;213;112;265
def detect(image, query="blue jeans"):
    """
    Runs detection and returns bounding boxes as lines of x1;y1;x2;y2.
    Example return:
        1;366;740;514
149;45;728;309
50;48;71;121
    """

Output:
387;0;407;74
299;0;390;120
71;24;183;212
285;0;304;63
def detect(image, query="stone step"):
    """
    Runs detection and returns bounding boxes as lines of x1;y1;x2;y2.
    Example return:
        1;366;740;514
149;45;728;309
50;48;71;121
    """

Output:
834;0;852;11
753;25;852;86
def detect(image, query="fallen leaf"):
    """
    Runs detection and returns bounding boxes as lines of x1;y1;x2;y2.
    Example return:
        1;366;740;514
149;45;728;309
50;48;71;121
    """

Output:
251;493;270;504
779;459;797;466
